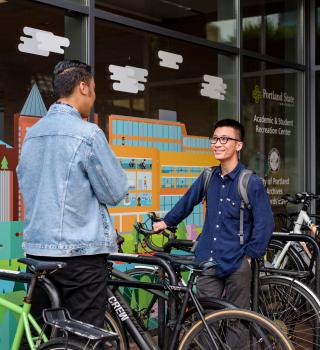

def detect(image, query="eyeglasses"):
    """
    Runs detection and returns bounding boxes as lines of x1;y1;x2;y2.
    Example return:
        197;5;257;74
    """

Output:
209;136;241;145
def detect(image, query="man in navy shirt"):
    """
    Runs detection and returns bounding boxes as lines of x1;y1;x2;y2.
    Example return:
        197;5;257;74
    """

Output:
153;119;274;346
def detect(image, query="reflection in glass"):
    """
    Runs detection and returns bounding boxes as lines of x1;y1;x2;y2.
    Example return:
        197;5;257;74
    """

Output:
0;0;86;146
316;1;320;64
316;73;320;209
95;20;237;139
241;0;302;63
95;0;236;46
242;58;303;209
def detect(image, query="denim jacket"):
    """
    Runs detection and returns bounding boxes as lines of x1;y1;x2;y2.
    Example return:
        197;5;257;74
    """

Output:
17;103;128;257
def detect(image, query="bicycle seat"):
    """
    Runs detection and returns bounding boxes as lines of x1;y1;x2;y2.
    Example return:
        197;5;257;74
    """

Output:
154;252;216;272
18;258;67;272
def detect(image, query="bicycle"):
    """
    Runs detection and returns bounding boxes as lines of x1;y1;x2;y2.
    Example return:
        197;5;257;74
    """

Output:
130;219;320;349
106;251;293;349
253;256;320;350
268;192;320;273
0;257;118;350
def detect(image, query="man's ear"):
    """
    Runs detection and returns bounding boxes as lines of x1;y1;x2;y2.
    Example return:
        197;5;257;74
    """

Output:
236;141;243;152
80;82;89;95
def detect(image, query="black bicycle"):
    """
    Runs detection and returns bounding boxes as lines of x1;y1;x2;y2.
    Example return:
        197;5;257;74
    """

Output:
106;252;293;349
131;216;320;350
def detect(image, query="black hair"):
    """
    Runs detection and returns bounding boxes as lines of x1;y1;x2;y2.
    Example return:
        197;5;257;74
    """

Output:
213;118;245;141
52;60;92;99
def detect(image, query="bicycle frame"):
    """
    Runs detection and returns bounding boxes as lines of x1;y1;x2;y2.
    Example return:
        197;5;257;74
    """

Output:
0;295;48;350
0;266;62;350
271;206;318;269
265;233;320;295
106;253;220;350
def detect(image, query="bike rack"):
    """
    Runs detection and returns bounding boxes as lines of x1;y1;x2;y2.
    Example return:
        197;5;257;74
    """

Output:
106;253;178;286
252;233;320;312
271;233;320;294
251;233;320;349
106;253;179;349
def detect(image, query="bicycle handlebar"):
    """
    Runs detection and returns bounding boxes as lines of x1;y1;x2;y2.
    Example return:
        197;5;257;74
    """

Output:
134;222;172;252
146;212;177;233
282;192;320;205
134;222;168;237
134;222;195;253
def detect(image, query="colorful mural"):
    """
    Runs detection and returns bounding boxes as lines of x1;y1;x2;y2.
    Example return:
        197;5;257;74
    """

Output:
108;115;217;248
0;84;45;348
0;88;218;346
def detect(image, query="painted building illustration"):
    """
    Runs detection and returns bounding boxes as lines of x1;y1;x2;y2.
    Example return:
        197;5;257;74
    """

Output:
108;115;217;253
0;84;46;347
0;86;217;346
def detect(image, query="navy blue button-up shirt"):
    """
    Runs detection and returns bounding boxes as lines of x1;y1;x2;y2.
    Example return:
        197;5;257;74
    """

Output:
164;162;274;277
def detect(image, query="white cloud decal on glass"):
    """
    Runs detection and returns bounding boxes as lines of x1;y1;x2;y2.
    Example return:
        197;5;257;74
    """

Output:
158;50;183;70
200;75;227;100
18;27;70;57
109;65;148;94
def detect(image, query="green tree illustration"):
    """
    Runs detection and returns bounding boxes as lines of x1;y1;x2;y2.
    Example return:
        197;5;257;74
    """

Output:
1;156;8;170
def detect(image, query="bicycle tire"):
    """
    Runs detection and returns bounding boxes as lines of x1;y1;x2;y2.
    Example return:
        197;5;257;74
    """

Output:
179;297;237;341
258;275;320;350
37;337;87;349
104;308;129;350
266;239;307;271
178;309;294;350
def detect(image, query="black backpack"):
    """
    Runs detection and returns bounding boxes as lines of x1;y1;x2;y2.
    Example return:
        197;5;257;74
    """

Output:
202;166;253;245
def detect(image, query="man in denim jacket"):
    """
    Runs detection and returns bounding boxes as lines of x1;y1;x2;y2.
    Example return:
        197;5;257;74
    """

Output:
17;60;128;329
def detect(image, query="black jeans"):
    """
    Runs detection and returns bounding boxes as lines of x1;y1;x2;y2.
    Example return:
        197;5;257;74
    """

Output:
28;254;108;327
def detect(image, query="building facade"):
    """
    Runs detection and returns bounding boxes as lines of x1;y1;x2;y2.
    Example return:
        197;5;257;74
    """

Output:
1;0;319;252
0;0;319;345
1;0;318;209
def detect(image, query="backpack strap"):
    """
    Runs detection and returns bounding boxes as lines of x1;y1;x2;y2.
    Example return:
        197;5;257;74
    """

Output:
238;169;253;209
238;169;253;245
202;166;217;203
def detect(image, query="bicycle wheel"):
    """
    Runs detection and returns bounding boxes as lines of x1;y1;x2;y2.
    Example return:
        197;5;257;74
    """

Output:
265;239;307;271
258;275;320;350
104;308;129;350
178;309;293;350
179;297;237;341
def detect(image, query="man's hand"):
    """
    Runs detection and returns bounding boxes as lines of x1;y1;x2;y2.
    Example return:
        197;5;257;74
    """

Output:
153;220;167;232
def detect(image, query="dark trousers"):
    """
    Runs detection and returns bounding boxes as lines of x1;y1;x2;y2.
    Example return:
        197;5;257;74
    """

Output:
28;254;108;327
196;257;252;349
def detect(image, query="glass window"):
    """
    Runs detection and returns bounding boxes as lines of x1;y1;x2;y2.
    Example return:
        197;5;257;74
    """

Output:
316;0;320;64
95;0;236;46
242;57;304;211
241;0;303;63
0;0;86;146
316;72;320;200
95;19;237;139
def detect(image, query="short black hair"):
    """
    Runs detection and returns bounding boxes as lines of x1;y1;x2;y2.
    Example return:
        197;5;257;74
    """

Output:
213;118;245;141
53;60;92;99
